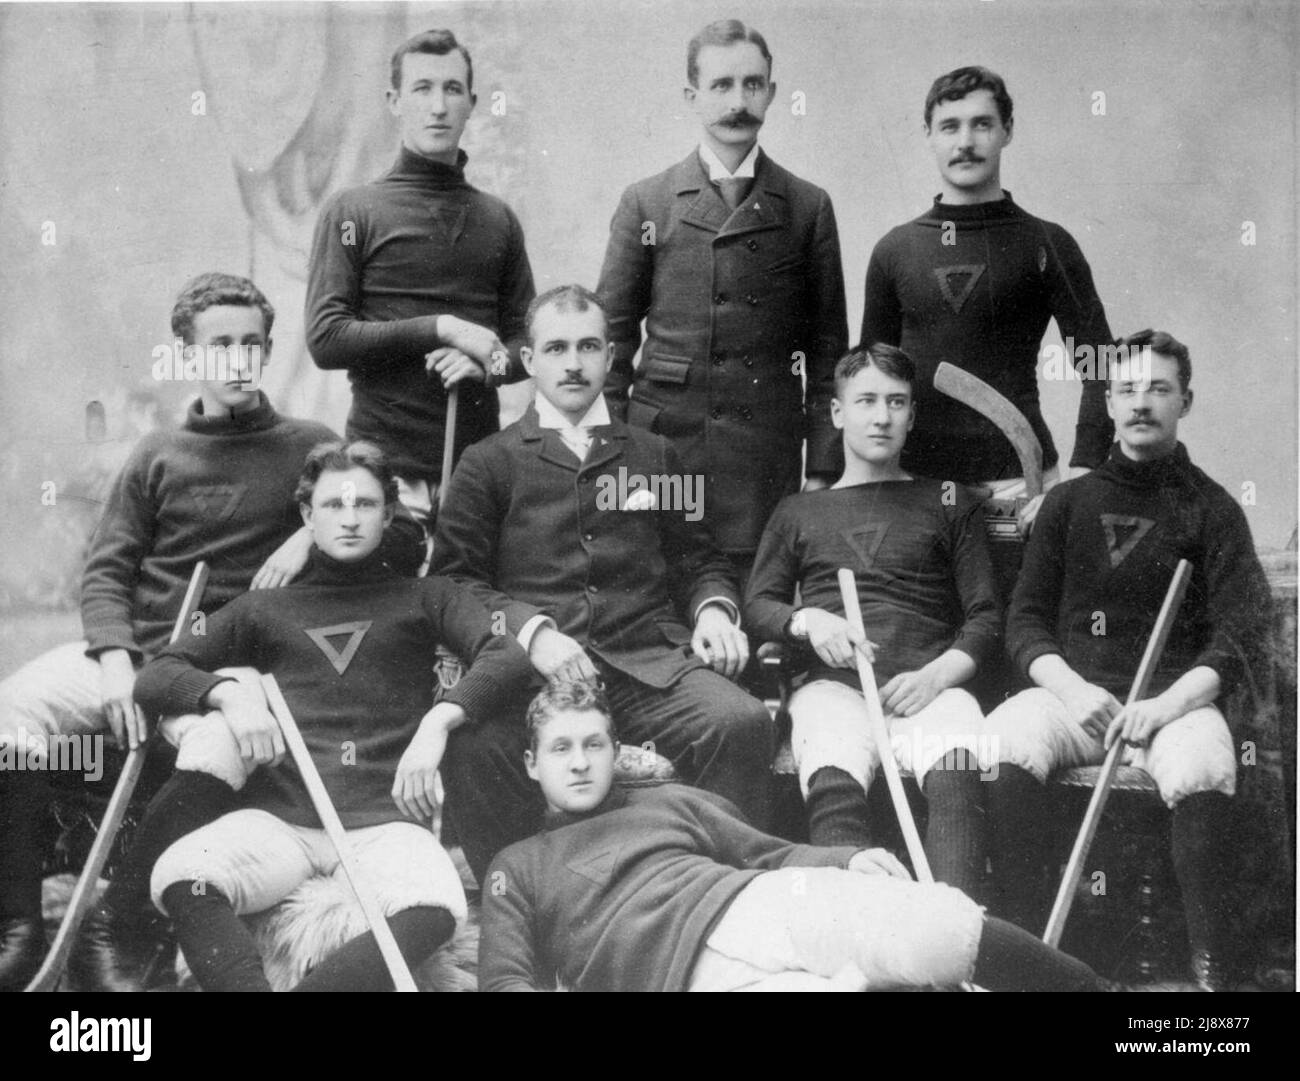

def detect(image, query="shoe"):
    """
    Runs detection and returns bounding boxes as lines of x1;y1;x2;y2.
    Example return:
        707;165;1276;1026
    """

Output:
1190;949;1233;992
0;917;48;991
66;905;176;992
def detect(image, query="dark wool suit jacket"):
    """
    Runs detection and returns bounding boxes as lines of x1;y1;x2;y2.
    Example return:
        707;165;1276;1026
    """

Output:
430;405;742;689
596;149;848;554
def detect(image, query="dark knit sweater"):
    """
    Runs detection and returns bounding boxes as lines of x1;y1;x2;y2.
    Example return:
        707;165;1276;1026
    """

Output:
79;395;338;662
1007;443;1271;712
133;547;533;829
480;784;858;992
860;193;1115;481
744;480;1002;686
305;147;536;480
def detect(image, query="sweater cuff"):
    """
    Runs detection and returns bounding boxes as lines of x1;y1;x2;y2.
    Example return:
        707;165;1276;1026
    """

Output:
1015;640;1062;681
165;669;230;716
83;624;141;662
444;672;505;726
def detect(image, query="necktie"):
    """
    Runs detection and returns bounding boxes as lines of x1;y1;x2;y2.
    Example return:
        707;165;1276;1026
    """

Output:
717;177;753;211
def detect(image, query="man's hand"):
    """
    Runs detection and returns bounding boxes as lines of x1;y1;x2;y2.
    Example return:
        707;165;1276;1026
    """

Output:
691;604;749;680
1105;694;1179;750
435;315;508;373
207;680;285;767
529;626;599;685
425;346;487;389
848;848;911;879
99;649;146;749
803;608;876;671
251;526;313;590
878;663;949;718
392;707;463;823
1057;680;1123;741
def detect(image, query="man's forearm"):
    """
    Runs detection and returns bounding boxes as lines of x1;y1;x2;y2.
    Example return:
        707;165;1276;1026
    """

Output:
1027;652;1088;698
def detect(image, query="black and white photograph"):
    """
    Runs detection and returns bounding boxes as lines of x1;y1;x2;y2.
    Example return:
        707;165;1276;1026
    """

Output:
0;0;1294;1024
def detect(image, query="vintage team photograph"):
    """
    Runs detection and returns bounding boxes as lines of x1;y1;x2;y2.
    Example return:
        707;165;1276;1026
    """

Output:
0;0;1294;1017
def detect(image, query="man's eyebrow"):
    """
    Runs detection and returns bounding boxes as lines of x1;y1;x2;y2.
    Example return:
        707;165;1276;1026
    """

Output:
540;337;570;350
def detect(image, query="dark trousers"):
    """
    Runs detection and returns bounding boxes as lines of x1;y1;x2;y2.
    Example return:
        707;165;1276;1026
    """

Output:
443;664;774;883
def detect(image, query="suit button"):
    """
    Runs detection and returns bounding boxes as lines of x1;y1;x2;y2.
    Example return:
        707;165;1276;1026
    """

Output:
583;533;594;542
712;356;724;367
746;239;758;251
710;406;723;420
744;357;754;369
588;584;599;594
739;407;753;421
714;293;727;305
745;293;759;306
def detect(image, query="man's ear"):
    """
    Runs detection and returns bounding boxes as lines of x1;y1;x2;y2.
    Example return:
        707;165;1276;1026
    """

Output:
906;401;916;433
1180;388;1193;417
299;501;313;529
604;341;615;374
385;87;401;117
1002;118;1014;145
1105;388;1117;423
261;337;272;367
830;396;845;430
524;748;538;781
764;81;777;110
383;502;397;528
520;345;535;379
682;84;698;107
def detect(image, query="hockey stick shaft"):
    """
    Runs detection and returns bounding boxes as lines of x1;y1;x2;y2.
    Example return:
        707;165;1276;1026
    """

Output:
438;385;459;509
1042;558;1193;947
259;673;419;992
26;560;209;992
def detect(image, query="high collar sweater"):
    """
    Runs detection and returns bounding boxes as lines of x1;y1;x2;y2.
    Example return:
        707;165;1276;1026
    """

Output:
480;783;858;992
1008;442;1272;708
861;193;1115;482
305;146;536;481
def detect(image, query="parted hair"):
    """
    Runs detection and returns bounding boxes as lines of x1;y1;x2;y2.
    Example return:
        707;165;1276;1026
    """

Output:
390;28;474;93
924;66;1013;129
524;283;607;344
1115;328;1192;391
294;440;399;508
835;343;917;396
171;272;274;344
526;680;618;752
687;19;772;87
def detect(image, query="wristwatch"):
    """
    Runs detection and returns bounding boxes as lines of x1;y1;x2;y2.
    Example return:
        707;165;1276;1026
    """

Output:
788;609;809;641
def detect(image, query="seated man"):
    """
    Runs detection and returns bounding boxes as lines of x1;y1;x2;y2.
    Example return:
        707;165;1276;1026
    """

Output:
480;680;1154;992
0;272;418;991
432;284;772;881
129;441;532;991
744;344;1003;898
984;331;1272;989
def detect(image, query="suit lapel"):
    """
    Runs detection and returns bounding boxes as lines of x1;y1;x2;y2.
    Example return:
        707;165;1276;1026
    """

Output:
520;404;628;474
676;148;789;239
581;421;627;475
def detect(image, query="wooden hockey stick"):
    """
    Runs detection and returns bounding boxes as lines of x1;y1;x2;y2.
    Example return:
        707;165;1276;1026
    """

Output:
1043;558;1193;948
259;673;419;992
438;384;459;505
837;569;933;882
26;560;209;992
933;363;1044;498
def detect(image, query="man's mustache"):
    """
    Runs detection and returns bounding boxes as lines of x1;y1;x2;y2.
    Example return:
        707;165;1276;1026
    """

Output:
950;151;984;165
559;377;591;387
718;112;759;128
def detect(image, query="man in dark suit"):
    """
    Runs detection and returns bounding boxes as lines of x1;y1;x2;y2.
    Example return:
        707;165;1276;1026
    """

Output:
596;19;848;579
432;285;773;881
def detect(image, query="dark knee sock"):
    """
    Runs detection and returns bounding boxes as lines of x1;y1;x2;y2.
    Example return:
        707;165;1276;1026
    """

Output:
292;906;456;993
921;752;987;898
1171;791;1235;958
973;914;1105;992
101;770;239;923
161;881;270;992
805;766;873;848
0;770;48;920
986;764;1051;930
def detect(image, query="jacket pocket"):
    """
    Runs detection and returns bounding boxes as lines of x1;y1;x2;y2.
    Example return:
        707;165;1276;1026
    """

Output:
641;353;692;385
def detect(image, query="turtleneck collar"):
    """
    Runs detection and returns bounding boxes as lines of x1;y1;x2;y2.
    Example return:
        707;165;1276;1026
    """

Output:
921;190;1023;225
390;145;470;188
298;543;398;586
184;392;279;436
1097;440;1195;490
543;784;629;831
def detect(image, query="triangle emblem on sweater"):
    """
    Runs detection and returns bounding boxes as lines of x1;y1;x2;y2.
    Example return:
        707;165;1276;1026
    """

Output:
566;845;621;886
189;484;246;521
305;620;373;675
1099;514;1155;568
933;264;986;313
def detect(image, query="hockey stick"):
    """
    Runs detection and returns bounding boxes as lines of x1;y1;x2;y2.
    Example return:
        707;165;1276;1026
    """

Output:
259;673;419;992
1042;558;1193;948
438;385;459;505
932;363;1044;498
837;569;933;882
26;561;209;992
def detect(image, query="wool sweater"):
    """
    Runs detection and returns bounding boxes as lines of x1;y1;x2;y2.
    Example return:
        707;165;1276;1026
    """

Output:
305;147;536;480
860;193;1115;481
79;395;341;663
1007;443;1271;711
480;784;858;992
133;547;533;829
744;479;1002;686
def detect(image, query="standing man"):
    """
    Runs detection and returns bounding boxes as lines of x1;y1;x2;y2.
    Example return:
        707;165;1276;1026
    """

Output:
597;19;848;579
306;28;536;542
983;332;1271;989
861;66;1115;500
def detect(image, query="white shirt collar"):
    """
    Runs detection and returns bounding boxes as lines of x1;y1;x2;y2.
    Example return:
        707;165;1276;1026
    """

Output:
698;141;760;182
534;392;611;431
